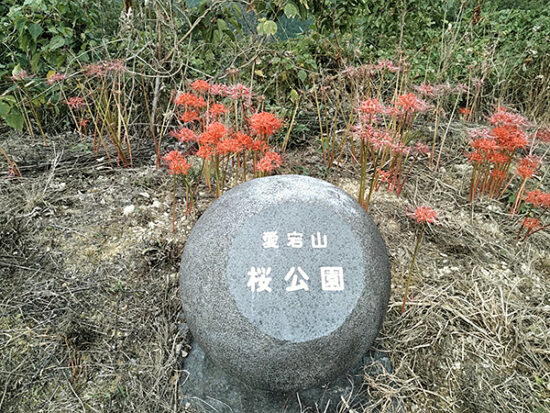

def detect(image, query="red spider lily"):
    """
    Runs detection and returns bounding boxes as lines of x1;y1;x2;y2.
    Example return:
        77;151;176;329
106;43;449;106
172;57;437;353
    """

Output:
467;108;533;203
402;204;439;314
355;123;376;143
354;93;429;207
257;151;282;173
471;137;499;153
516;213;548;241
83;60;126;77
66;96;86;109
234;132;253;149
466;150;484;163
171;127;197;143
377;169;392;185
190;79;210;93
163;150;194;231
216;138;243;155
163;150;191;175
209;83;228;96
413;82;438;99
173;92;207;109
83;63;107;77
226;84;251;100
105;60;126;73
525;190;550;208
79;118;90;128
535;128;550;143
180;111;199;123
376;58;399;73
413;142;431;155
509;155;542;214
198;122;228;146
249;112;282;138
209;103;228;118
407;205;438;224
516;156;541;179
359;98;385;117
164;150;184;163
514;169;534;199
196;145;213;159
489;169;507;181
469;128;493;140
521;217;541;230
396;93;429;113
390;141;410;155
370;131;392;150
493;126;527;152
227;138;244;154
206;122;228;141
47;72;66;85
198;133;215;146
488;107;529;129
459;107;471;116
249;139;268;152
357;64;377;77
487;152;510;165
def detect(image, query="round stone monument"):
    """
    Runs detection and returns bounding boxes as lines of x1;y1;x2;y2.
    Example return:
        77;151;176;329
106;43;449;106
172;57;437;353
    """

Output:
180;175;390;393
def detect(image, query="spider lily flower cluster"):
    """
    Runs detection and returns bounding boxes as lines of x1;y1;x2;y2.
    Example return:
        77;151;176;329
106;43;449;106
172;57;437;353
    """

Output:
401;205;439;314
6;66;284;230
313;58;470;211
163;150;193;232
47;60;134;167
163;78;283;226
313;58;409;170
9;63;128;155
465;107;548;214
516;189;550;240
354;93;431;209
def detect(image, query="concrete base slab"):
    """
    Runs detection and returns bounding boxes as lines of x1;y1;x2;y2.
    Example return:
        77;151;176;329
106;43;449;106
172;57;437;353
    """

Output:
180;341;400;413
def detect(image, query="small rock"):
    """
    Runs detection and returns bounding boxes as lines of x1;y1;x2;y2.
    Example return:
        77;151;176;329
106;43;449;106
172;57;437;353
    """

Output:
123;205;135;215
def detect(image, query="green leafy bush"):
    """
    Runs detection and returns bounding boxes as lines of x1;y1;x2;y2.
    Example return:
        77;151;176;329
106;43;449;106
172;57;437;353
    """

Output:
0;0;113;77
0;0;119;131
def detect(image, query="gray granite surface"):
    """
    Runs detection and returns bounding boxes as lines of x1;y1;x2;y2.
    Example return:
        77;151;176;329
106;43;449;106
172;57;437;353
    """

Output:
180;175;391;392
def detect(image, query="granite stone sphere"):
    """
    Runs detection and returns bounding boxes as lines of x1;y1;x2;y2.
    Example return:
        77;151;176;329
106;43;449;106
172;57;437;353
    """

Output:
179;175;390;392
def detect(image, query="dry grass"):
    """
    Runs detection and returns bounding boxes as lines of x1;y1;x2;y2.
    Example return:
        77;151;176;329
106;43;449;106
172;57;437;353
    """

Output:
0;124;549;412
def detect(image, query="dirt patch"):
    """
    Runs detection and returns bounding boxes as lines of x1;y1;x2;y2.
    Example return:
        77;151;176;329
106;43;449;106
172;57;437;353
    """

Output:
1;126;549;412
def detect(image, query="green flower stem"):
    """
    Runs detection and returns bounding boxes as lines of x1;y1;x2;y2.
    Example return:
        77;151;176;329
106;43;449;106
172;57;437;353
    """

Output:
172;176;177;233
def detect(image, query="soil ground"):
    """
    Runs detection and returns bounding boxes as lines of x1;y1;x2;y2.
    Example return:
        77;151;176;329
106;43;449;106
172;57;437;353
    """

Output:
0;122;549;412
